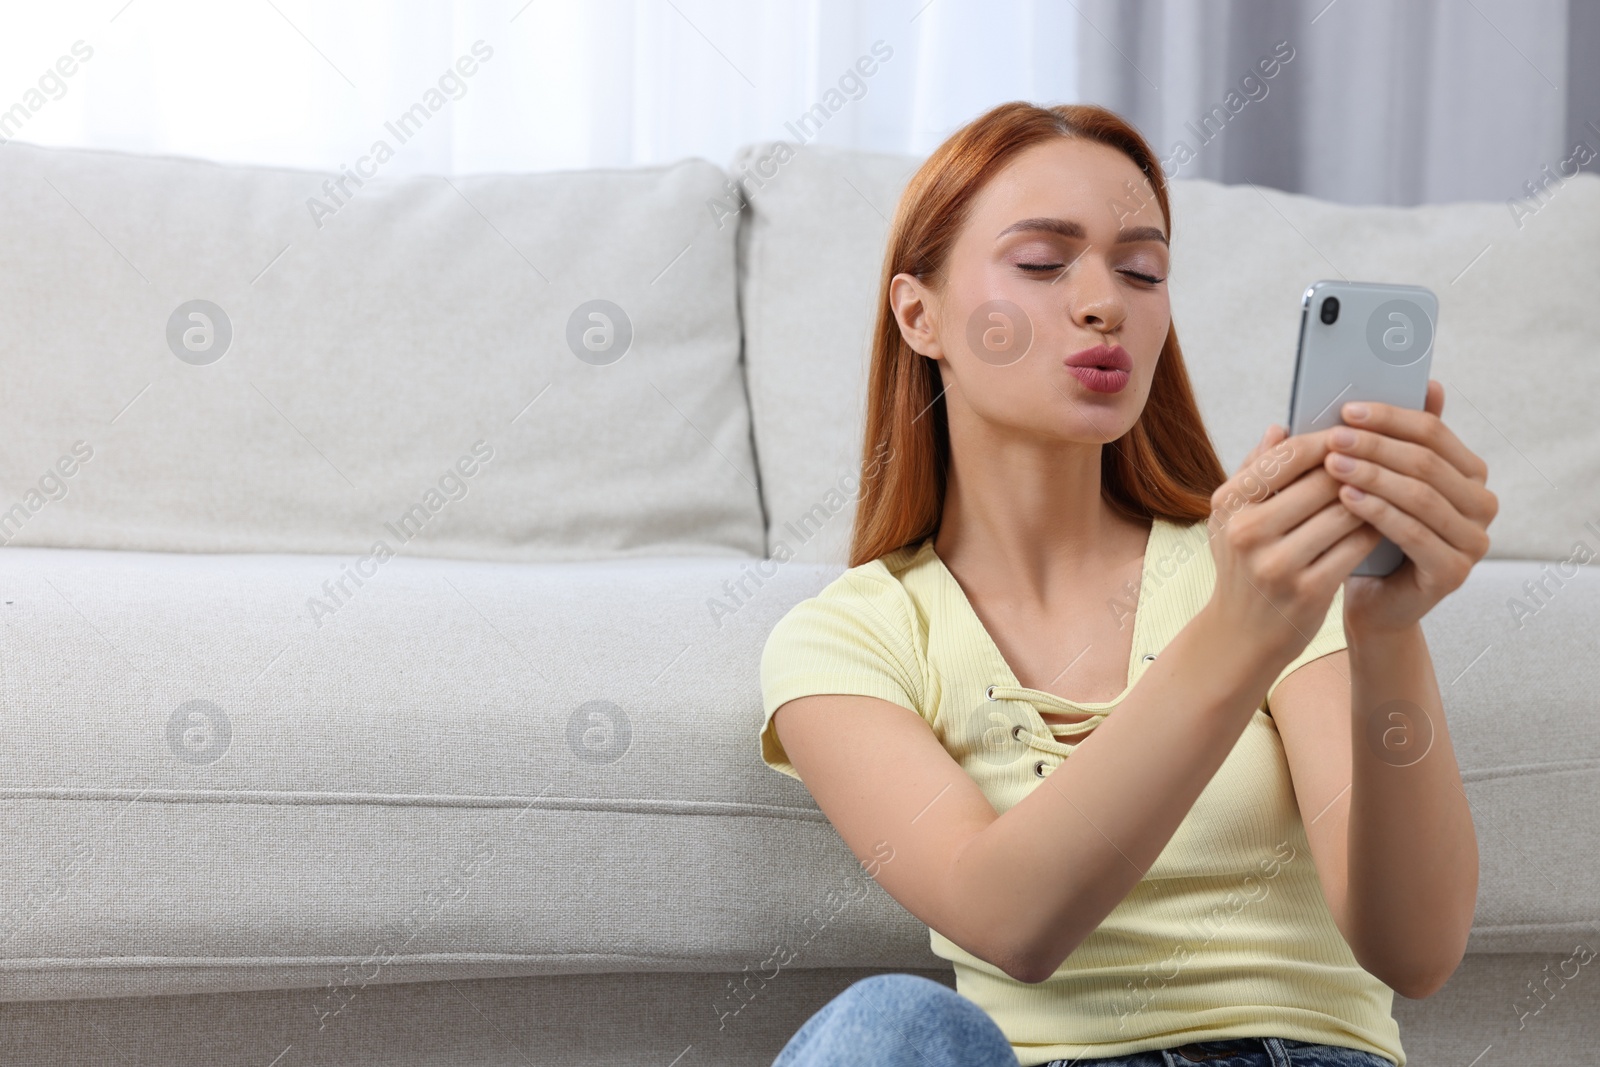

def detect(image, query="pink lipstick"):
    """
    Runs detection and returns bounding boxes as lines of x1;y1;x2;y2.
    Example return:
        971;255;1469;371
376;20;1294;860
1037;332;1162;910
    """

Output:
1063;344;1132;393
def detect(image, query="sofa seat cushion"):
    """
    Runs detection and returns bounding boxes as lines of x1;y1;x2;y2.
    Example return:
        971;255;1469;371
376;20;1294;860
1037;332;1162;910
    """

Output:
0;546;938;1001
2;547;1595;1002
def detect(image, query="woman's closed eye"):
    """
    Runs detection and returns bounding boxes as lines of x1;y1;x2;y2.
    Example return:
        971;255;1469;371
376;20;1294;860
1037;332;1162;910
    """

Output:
1013;261;1166;285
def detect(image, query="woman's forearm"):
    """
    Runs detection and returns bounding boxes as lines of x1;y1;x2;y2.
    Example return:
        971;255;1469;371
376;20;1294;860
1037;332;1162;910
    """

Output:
949;599;1287;984
1345;619;1479;997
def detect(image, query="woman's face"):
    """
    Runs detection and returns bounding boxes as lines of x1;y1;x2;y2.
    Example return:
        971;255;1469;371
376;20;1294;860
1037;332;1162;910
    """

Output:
893;136;1171;445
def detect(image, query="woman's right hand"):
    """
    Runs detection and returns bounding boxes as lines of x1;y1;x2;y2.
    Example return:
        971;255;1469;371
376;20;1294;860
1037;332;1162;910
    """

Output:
1205;422;1384;664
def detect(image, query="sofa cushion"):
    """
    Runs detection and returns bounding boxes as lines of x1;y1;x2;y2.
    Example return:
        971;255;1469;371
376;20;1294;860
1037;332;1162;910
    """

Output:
734;145;922;567
0;143;763;562
0;546;938;1001
734;141;1600;564
0;549;1593;1001
0;969;962;1066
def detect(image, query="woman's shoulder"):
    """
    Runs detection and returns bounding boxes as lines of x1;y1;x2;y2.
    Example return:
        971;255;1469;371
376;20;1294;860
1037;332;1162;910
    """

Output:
759;538;936;698
766;537;931;647
816;538;929;604
758;540;934;775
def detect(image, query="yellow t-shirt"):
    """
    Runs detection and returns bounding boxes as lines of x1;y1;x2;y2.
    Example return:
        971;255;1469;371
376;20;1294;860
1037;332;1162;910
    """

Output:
758;516;1404;1067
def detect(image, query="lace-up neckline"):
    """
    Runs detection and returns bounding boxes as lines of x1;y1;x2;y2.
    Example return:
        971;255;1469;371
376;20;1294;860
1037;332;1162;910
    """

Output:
921;519;1165;753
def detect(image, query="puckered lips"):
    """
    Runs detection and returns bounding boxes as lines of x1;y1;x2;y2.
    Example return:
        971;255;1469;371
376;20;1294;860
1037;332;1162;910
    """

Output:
1063;343;1132;393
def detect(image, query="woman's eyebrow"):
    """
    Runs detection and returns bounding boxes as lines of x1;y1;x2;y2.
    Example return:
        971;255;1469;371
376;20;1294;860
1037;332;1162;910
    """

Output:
996;217;1168;246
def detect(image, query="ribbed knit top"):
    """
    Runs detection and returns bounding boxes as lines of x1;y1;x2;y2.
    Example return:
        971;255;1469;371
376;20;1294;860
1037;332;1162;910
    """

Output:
758;516;1404;1067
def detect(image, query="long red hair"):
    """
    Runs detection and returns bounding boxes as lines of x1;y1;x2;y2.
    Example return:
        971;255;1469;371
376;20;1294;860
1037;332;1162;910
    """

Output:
848;101;1227;568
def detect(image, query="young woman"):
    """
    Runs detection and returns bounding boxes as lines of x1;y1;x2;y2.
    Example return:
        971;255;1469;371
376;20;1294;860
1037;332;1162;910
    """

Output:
757;102;1494;1067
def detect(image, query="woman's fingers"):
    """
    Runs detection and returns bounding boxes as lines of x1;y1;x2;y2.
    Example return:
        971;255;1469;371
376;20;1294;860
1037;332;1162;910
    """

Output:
1325;423;1498;536
1216;425;1347;532
1339;393;1487;484
1238;470;1374;576
1234;423;1282;475
1327;454;1493;563
1303;509;1387;588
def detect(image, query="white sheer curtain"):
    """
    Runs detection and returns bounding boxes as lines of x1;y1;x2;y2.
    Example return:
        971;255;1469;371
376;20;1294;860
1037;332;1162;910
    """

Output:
0;0;1077;176
7;1;1587;203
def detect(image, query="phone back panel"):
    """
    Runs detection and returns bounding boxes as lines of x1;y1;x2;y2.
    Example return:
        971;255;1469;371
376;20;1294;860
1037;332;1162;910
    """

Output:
1289;280;1438;576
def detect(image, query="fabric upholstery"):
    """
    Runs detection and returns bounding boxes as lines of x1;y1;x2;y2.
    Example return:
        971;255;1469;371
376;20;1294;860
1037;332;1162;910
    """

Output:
0;548;1593;1004
0;957;1594;1066
0;142;763;562
0;545;936;1002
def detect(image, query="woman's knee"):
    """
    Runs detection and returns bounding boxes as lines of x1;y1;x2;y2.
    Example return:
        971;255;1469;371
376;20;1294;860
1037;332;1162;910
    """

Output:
802;972;1016;1064
836;972;968;1019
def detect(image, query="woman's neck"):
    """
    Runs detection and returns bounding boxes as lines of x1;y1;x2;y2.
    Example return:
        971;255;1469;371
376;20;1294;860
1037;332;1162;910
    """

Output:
933;426;1144;610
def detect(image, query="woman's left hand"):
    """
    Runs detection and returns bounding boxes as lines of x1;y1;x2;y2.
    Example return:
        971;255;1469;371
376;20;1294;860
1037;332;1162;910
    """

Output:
1321;379;1498;636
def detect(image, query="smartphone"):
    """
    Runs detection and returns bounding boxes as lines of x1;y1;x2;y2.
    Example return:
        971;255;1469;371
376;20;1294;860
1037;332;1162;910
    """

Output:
1288;280;1438;577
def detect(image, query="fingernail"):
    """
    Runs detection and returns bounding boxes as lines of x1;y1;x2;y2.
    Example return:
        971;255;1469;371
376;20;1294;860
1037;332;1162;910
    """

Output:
1345;402;1369;420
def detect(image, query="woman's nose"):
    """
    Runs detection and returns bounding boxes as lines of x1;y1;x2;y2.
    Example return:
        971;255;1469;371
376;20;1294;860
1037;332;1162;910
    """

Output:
1068;260;1125;332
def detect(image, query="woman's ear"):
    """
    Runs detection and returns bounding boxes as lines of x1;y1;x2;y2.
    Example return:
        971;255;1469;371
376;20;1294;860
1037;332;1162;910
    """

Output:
889;273;942;360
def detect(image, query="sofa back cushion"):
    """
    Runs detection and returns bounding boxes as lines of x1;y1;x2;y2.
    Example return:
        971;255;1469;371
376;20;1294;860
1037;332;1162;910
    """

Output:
0;143;764;562
735;141;1600;564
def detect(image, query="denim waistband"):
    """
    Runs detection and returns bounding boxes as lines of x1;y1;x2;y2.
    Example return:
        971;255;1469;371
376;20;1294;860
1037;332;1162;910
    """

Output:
1042;1034;1396;1067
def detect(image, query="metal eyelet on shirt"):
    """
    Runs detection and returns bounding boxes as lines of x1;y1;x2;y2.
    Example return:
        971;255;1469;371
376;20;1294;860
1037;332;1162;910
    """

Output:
1141;653;1157;663
1032;759;1049;777
985;684;998;700
1010;724;1025;741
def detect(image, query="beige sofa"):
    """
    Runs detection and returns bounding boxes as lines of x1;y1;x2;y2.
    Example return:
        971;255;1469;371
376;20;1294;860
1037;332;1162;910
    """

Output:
0;138;1595;1065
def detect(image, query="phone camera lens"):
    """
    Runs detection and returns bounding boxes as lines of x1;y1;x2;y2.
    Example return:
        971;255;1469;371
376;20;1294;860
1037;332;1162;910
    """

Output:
1320;297;1340;324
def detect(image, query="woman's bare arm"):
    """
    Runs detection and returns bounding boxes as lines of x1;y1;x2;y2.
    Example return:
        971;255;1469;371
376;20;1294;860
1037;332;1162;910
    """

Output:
776;595;1282;982
774;425;1384;982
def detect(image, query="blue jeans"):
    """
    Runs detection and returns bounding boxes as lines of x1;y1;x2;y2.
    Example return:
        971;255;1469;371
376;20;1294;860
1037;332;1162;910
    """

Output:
772;974;1018;1067
772;974;1398;1067
1042;1037;1400;1067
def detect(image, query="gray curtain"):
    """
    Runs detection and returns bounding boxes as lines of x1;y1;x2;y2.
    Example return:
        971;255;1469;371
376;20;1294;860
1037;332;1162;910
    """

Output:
1076;0;1600;206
